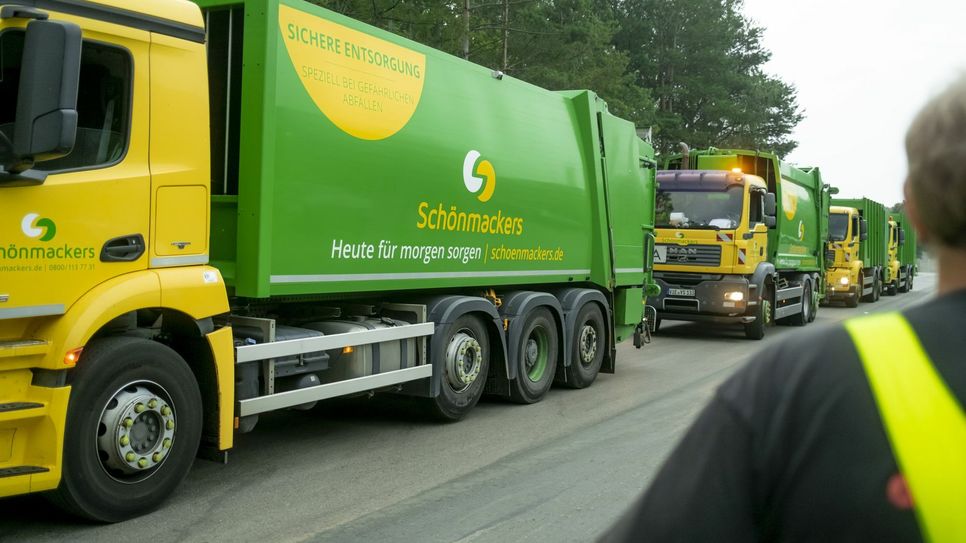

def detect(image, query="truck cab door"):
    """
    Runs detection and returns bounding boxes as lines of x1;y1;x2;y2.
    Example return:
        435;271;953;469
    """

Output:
149;35;210;269
0;17;150;320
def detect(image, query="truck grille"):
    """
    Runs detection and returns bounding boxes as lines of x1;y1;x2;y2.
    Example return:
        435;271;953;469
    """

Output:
660;244;721;266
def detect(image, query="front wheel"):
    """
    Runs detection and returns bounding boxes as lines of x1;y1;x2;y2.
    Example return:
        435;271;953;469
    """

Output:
744;287;772;340
427;314;490;421
562;303;606;389
509;308;559;404
846;287;859;308
52;337;202;522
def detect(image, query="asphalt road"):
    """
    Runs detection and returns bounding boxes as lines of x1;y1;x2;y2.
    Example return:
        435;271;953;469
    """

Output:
0;273;937;543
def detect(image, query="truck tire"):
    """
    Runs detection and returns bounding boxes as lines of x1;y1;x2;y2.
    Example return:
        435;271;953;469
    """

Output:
744;286;772;340
428;314;490;421
562;303;605;389
846;288;859;308
807;283;818;323
787;281;811;327
886;280;898;296
51;337;202;522
861;272;875;303
509;308;559;404
898;267;909;293
873;277;881;301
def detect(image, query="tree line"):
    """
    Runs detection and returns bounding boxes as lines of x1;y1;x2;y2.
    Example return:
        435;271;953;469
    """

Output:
313;0;803;156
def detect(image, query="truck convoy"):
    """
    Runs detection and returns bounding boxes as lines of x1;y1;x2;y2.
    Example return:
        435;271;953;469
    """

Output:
651;148;835;340
825;199;917;306
0;0;657;521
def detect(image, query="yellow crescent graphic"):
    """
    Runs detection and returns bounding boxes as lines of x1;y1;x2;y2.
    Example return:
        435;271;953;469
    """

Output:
476;159;496;202
278;4;426;140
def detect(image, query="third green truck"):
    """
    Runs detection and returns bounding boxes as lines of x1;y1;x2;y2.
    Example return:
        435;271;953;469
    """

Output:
651;148;835;339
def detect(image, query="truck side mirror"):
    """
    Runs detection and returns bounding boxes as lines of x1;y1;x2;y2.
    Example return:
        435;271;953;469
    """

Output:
764;193;776;216
3;19;82;176
899;228;905;245
860;219;868;241
763;193;776;228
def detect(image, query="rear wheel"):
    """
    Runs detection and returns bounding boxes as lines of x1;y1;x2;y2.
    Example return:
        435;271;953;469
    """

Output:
563;303;606;389
51;337;202;522
787;281;812;326
886;280;898;296
807;283;818;322
428;314;490;421
509;308;559;404
873;277;881;302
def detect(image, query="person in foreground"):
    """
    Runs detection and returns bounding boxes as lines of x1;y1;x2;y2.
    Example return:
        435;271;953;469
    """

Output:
601;75;966;542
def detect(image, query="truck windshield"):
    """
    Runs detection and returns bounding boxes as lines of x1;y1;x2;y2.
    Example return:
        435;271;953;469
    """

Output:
829;213;849;241
655;185;743;230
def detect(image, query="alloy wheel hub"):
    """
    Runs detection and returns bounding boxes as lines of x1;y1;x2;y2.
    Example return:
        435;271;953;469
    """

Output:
97;384;175;480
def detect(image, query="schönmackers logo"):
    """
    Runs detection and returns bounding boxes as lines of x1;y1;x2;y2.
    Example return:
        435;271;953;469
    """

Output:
462;150;496;203
22;213;56;242
415;150;522;236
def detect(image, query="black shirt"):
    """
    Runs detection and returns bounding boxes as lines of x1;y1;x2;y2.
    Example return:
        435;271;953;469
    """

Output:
602;289;966;542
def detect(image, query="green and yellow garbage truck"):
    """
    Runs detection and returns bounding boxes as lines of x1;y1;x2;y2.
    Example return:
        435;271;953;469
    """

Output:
0;0;657;521
652;148;834;340
826;198;888;306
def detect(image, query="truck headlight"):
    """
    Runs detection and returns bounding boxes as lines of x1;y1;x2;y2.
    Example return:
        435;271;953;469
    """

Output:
839;276;849;286
724;291;744;302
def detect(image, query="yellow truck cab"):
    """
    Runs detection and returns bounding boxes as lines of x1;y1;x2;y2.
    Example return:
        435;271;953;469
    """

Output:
825;206;868;306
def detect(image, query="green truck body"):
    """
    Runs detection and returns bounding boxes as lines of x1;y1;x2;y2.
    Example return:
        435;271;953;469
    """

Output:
200;0;655;303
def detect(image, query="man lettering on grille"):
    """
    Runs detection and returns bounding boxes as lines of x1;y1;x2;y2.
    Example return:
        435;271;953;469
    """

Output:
602;76;966;542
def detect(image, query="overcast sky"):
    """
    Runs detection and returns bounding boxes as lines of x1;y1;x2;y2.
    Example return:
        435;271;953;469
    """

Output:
742;0;966;205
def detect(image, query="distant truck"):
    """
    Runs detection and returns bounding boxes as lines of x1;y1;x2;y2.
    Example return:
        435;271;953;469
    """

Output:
826;198;887;306
826;199;914;305
652;148;834;339
0;0;657;521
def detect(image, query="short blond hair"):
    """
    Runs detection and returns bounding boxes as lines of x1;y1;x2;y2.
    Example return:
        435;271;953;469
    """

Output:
905;75;966;248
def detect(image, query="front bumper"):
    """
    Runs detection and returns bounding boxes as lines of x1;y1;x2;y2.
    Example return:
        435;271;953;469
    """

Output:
826;269;857;300
653;273;752;324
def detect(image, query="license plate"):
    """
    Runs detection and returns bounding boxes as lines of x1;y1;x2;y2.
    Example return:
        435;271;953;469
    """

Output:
653;245;667;264
668;288;695;297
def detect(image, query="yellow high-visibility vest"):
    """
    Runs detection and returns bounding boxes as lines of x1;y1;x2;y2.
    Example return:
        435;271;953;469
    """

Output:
846;312;966;542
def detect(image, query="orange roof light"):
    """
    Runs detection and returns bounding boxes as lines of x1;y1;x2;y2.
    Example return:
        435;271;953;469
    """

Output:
731;168;742;174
